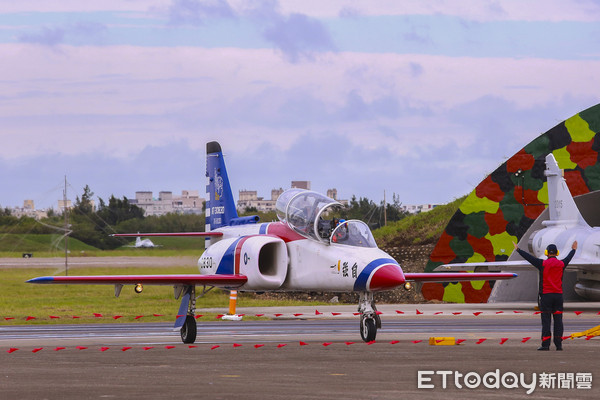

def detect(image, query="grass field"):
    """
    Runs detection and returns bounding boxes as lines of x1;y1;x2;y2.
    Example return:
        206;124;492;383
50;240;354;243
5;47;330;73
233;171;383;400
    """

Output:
0;234;205;258
0;234;97;257
0;266;328;325
373;196;464;246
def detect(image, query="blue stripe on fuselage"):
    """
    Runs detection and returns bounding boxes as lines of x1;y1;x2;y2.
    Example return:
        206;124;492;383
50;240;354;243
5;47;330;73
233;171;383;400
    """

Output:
353;258;398;291
259;223;269;234
216;237;244;275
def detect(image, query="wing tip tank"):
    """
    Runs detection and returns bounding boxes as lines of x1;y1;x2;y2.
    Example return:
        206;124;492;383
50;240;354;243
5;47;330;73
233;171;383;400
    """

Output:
26;276;54;284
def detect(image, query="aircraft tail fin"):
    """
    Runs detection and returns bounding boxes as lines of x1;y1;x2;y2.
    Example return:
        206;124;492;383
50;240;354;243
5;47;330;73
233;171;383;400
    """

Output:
205;142;238;232
545;153;589;227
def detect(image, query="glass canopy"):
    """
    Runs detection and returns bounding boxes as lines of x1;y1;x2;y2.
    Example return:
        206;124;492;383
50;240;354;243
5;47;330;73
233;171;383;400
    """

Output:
275;189;377;247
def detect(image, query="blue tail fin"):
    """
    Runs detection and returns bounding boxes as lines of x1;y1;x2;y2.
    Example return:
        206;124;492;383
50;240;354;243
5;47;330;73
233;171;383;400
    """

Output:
205;142;238;232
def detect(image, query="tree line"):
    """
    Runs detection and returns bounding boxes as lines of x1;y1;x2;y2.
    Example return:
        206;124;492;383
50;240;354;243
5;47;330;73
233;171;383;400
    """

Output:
243;193;409;230
1;186;408;250
343;193;408;229
0;185;204;250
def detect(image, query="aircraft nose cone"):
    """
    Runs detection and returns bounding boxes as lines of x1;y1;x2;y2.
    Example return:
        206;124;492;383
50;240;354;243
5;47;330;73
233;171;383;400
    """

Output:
369;263;405;291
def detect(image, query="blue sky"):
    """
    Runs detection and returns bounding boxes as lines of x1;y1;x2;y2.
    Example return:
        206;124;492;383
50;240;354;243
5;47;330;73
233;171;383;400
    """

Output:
1;0;600;210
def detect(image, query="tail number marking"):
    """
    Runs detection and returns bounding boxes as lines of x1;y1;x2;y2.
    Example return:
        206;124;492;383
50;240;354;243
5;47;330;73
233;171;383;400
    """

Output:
212;206;225;215
199;257;213;269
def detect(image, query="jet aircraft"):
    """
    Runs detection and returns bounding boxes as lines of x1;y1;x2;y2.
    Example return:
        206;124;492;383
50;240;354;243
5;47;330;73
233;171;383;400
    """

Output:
124;235;161;248
437;154;600;301
28;142;517;343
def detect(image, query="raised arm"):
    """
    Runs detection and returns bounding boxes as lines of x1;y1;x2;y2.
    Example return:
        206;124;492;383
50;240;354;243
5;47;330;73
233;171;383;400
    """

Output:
561;241;578;266
513;242;544;270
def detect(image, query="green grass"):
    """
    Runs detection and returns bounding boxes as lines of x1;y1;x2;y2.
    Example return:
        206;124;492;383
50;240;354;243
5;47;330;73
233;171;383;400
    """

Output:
0;249;203;258
0;233;98;256
0;234;205;257
0;266;327;325
373;196;465;247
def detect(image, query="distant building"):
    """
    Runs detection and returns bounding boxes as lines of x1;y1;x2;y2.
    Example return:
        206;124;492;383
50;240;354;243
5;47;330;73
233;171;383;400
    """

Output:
291;181;310;190
173;190;203;213
326;188;348;206
135;191;153;204
272;188;285;201
237;188;283;212
237;183;349;211
57;199;72;214
132;190;205;216
400;204;438;214
9;200;49;219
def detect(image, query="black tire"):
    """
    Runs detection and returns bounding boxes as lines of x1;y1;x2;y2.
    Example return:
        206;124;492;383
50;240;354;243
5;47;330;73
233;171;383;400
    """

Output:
180;315;197;344
360;317;377;342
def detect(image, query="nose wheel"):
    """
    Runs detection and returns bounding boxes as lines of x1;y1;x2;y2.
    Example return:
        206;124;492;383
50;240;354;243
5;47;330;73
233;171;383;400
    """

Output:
360;315;377;342
358;292;381;342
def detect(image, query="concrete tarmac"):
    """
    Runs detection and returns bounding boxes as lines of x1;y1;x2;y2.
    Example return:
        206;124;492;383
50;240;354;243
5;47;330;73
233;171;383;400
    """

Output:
2;303;599;399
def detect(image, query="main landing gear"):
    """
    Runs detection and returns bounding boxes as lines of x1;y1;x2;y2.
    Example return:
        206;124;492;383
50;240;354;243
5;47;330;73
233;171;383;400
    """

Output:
181;315;197;344
176;285;215;343
180;285;197;344
358;292;381;342
177;285;198;344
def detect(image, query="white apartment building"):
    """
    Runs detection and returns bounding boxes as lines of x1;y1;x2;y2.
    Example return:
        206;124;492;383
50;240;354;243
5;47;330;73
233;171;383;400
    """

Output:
400;204;438;214
237;183;348;212
132;190;205;216
8;200;49;220
237;188;284;212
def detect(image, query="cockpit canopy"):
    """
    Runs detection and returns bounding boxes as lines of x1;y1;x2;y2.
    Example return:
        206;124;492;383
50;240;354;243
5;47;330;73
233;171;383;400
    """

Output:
275;189;377;248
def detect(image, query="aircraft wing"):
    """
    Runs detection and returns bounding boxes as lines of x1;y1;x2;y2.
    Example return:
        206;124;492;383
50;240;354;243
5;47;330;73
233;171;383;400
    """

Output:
112;232;223;237
404;272;517;283
568;260;600;268
435;258;600;273
27;274;247;288
434;261;532;272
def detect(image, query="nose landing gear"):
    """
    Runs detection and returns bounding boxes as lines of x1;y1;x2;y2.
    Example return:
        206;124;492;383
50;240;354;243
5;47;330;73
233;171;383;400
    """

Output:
358;292;381;342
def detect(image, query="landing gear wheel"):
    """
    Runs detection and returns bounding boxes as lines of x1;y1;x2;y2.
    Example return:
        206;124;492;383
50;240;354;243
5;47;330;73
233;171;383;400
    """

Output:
360;317;377;342
180;315;197;344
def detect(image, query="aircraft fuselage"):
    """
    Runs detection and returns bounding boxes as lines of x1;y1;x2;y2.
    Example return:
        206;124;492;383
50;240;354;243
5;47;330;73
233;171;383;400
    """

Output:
198;221;404;293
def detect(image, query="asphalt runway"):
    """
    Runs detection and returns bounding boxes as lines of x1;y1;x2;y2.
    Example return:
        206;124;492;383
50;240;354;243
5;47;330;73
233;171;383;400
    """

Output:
1;318;598;345
2;314;599;399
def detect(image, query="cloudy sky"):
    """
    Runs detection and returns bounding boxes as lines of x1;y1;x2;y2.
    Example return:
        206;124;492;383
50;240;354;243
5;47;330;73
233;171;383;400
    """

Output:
1;0;600;210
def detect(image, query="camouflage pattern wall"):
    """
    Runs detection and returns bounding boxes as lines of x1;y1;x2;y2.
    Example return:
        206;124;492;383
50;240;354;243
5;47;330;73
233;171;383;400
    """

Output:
423;103;600;303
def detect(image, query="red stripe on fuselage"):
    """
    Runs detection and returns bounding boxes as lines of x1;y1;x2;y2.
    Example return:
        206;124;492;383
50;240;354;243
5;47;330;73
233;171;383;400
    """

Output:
264;222;306;243
234;236;252;275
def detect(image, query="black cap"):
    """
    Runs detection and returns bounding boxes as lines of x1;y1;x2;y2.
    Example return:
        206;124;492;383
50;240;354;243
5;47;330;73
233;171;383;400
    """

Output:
546;244;558;255
207;141;222;154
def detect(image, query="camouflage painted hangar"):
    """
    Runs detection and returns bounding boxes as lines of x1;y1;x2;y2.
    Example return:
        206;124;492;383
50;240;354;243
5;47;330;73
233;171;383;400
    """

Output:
423;103;600;303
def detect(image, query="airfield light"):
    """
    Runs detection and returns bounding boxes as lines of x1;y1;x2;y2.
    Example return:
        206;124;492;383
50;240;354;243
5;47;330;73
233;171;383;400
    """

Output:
404;282;412;290
135;283;143;294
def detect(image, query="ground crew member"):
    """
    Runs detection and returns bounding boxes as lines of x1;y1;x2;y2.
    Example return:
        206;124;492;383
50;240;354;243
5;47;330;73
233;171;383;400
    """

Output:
513;241;577;351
